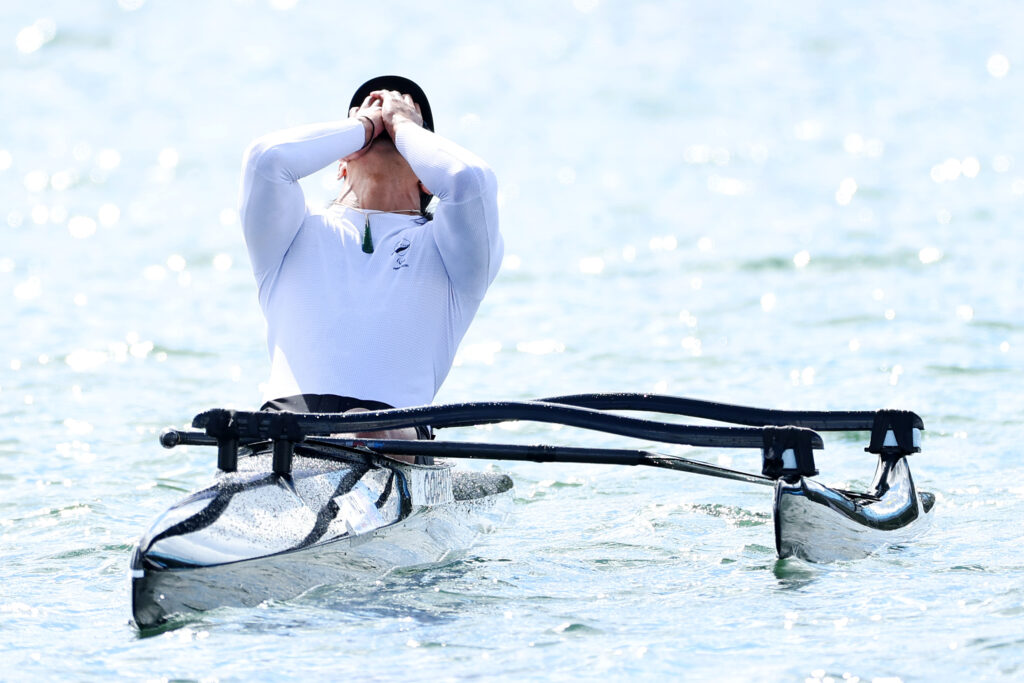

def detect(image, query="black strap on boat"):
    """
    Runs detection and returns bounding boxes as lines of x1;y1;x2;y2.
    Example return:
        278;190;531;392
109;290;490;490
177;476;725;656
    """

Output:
761;426;819;482
532;393;925;434
192;402;823;453
865;410;923;457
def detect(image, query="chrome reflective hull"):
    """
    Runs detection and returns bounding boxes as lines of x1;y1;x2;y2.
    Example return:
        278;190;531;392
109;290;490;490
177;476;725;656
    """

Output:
774;456;934;563
130;445;513;629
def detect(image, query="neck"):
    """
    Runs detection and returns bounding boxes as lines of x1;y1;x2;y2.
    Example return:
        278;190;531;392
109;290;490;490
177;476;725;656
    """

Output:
337;183;420;213
339;171;419;214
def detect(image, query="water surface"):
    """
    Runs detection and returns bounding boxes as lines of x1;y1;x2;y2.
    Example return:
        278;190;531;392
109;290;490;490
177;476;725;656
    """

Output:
2;1;1023;679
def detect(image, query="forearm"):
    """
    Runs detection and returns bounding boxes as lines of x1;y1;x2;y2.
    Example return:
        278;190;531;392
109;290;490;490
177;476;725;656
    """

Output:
393;122;502;296
242;118;369;185
239;119;369;280
393;122;496;204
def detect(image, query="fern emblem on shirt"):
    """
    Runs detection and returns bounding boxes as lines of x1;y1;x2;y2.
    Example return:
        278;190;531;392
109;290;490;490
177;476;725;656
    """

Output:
392;238;411;270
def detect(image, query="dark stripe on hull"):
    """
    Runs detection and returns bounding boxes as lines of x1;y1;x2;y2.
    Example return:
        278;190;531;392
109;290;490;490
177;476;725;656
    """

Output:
292;463;373;550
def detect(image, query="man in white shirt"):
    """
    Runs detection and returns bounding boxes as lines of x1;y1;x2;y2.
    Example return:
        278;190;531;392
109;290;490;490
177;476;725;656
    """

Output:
239;76;502;453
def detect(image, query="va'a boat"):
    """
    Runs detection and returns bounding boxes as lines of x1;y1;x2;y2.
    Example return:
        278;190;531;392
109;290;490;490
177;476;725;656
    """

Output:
131;394;934;629
131;439;513;630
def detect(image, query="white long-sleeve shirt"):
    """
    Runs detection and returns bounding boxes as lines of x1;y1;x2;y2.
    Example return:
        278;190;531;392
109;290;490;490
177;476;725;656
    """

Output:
239;119;502;407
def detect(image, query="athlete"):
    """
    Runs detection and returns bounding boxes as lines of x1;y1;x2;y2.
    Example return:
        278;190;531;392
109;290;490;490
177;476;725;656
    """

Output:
238;75;502;456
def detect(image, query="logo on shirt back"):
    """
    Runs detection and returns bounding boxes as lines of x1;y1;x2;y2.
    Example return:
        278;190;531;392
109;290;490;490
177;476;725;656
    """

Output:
392;238;411;270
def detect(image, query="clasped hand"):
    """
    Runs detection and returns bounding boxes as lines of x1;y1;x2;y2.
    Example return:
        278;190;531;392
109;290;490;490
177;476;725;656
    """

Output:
347;90;424;159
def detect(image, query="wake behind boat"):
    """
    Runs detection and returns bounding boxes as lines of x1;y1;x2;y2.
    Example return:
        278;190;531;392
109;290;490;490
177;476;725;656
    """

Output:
131;393;934;629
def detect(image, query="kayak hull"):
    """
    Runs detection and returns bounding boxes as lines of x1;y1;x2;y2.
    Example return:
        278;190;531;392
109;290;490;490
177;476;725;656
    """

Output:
130;444;512;628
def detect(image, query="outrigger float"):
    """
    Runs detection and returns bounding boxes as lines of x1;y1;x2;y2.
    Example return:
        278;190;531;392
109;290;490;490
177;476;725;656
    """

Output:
131;393;934;629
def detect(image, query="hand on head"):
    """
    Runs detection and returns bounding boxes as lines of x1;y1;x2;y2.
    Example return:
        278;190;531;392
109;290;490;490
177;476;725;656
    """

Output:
344;96;385;162
369;90;424;139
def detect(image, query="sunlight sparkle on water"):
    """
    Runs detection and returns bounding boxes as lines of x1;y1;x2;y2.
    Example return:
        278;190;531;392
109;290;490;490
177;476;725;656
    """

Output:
13;277;41;301
68;216;97;239
987;54;1010;78
219;208;238;226
579;257;604;274
708;175;745;196
793;250;811;268
516;340;565;355
842;133;884;158
919;246;943;264
143;265;167;281
961;157;980;178
98;203;120;226
24;171;48;193
649;235;677;251
453;341;501;367
51;170;76;191
793;120;823;141
96;149;121;171
835;177;857;206
65;349;107;372
158;148;180;169
15;19;56;54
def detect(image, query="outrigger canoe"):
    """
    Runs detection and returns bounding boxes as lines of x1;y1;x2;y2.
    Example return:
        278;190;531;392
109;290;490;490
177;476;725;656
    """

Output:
131;393;934;629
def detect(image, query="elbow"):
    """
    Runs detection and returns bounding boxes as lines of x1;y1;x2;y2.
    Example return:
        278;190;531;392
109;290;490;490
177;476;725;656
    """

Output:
242;138;289;180
449;160;497;203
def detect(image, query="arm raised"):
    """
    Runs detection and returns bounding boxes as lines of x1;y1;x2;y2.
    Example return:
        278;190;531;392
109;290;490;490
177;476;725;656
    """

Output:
238;119;370;285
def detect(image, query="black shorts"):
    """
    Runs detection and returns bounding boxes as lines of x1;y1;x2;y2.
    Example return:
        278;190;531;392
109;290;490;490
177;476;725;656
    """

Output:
260;393;433;464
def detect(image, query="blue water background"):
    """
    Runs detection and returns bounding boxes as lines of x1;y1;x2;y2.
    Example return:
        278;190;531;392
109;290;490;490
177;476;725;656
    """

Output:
2;0;1023;679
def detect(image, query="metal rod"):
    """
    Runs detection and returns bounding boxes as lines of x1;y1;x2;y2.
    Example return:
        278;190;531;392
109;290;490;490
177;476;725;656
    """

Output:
306;437;777;487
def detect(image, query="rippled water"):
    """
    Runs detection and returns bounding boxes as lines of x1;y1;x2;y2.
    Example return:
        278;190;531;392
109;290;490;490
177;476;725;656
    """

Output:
3;1;1023;680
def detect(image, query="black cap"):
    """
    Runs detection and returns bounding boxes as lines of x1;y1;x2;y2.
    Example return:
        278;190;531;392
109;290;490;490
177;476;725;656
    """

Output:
349;75;434;132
